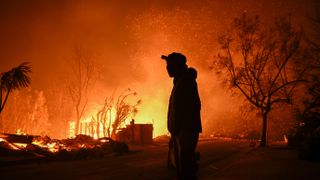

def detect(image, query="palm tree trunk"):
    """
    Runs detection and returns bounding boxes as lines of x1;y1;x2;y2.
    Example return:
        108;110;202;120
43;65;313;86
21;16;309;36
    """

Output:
0;87;11;114
0;83;2;110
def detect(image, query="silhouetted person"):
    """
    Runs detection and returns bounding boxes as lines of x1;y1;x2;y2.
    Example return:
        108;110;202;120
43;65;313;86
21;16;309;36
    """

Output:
161;52;202;180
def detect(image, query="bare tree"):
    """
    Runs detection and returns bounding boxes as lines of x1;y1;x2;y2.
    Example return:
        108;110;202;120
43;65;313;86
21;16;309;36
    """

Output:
0;62;31;114
67;47;96;135
212;14;307;146
85;89;141;139
91;96;113;138
100;97;114;137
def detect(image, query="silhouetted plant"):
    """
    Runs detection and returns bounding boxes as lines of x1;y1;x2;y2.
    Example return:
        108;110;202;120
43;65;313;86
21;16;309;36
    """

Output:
289;11;320;161
111;88;141;138
91;96;113;138
0;62;31;114
86;89;141;139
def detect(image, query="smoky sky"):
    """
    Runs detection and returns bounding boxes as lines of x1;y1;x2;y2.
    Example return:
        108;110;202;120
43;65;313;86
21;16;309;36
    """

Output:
0;0;318;137
0;0;317;84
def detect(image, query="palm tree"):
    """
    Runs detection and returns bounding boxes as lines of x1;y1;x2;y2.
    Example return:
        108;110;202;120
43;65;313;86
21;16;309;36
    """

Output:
0;62;31;114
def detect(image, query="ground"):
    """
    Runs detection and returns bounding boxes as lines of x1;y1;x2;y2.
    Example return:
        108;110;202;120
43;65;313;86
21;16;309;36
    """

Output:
1;139;320;180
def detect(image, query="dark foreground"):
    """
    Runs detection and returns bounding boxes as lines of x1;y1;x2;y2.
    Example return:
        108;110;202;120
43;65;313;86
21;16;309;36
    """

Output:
1;140;320;180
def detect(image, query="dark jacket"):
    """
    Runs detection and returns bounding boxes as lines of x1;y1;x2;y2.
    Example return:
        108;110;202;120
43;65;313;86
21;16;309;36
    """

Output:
168;67;202;135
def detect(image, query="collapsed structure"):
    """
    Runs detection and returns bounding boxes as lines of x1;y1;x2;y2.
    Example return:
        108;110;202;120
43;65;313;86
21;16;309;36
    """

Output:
115;119;153;144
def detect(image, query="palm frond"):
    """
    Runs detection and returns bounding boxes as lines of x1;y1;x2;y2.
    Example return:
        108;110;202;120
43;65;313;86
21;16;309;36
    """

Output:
1;62;32;91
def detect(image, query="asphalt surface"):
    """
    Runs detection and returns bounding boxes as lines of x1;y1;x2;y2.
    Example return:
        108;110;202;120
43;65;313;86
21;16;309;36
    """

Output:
1;140;319;180
0;140;248;180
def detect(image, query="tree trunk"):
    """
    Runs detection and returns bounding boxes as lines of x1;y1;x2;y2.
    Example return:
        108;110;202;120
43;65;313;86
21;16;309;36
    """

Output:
0;87;11;114
260;112;268;147
75;108;80;136
96;121;100;138
108;110;112;137
91;122;94;137
0;84;2;111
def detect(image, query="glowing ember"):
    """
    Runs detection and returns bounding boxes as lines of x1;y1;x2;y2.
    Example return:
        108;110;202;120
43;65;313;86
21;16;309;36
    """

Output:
100;139;108;143
0;137;20;150
12;143;27;148
93;134;98;140
31;139;60;153
47;142;58;153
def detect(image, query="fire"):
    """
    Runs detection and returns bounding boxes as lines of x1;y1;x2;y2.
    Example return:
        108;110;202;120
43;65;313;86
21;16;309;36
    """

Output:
31;137;61;153
16;129;26;135
100;139;108;143
68;107;117;138
12;143;27;148
69;121;76;138
284;135;288;144
0;137;20;150
67;88;168;139
47;142;59;153
8;144;20;150
93;134;98;140
134;97;168;137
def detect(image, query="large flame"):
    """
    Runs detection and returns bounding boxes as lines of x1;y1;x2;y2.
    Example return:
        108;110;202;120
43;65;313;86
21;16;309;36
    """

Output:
68;91;169;138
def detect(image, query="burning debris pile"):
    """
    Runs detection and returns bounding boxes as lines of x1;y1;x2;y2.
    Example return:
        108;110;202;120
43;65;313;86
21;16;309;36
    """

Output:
0;133;129;165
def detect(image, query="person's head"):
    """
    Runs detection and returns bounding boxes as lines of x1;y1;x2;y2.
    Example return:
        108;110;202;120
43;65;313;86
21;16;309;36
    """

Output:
161;52;187;78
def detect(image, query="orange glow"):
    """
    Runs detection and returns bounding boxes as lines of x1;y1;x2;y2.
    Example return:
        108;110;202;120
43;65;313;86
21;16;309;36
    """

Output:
0;1;311;141
100;139;108;143
0;138;20;150
284;135;288;144
32;140;59;153
16;129;26;135
47;142;59;153
68;92;169;138
93;134;98;140
12;143;27;148
69;121;76;138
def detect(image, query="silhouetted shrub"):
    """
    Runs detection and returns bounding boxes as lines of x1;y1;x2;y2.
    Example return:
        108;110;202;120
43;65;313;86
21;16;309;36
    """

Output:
290;111;320;162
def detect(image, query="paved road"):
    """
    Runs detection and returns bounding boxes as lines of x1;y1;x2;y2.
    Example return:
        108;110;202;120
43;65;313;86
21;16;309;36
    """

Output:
0;140;249;180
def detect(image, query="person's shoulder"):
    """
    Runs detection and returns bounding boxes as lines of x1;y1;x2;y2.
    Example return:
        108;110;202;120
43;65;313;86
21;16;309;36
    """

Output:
187;67;197;80
181;68;197;86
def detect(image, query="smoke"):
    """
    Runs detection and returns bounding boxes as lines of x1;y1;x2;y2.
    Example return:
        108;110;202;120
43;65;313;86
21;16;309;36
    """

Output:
0;0;317;138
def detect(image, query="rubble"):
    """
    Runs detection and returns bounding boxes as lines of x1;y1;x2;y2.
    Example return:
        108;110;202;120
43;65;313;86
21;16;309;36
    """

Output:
0;133;129;166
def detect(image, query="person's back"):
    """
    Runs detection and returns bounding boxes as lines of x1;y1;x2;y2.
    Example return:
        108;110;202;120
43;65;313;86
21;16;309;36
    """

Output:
168;67;201;135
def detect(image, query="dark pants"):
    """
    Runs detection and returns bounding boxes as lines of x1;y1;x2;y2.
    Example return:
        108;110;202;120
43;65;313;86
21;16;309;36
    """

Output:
173;130;199;179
